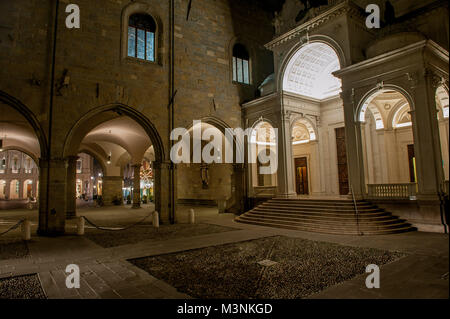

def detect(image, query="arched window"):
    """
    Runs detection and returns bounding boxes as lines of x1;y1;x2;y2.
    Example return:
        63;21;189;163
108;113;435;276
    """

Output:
232;44;250;84
127;13;156;62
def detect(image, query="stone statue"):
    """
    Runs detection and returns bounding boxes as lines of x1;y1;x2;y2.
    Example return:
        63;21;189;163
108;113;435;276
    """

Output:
295;0;328;23
272;11;283;35
200;163;209;189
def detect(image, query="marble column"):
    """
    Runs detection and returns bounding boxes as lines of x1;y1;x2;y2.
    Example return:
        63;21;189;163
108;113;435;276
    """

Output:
65;156;78;219
342;89;366;199
276;110;297;198
410;70;445;200
132;164;141;209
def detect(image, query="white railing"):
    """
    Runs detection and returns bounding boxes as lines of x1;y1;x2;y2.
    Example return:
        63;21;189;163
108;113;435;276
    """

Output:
368;183;417;200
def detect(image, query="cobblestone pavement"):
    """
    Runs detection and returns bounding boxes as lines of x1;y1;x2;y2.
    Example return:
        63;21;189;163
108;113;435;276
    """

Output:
0;206;448;299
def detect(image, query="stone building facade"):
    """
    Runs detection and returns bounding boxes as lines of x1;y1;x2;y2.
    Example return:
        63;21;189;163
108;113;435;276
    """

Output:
0;0;448;235
0;150;39;200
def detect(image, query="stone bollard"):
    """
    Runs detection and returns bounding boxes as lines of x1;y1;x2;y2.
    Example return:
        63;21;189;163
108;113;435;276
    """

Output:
21;219;31;241
153;211;160;228
189;208;195;224
77;216;85;236
218;199;227;214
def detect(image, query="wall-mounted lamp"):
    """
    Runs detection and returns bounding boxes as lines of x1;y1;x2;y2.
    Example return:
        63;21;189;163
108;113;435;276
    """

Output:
107;154;111;165
0;139;3;152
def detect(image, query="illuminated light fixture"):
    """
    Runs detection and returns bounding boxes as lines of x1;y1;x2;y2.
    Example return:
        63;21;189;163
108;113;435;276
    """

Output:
0;139;2;152
107;153;111;165
293;140;310;145
395;122;412;128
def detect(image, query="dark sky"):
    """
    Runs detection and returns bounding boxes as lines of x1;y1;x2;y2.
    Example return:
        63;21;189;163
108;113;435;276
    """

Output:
258;0;286;12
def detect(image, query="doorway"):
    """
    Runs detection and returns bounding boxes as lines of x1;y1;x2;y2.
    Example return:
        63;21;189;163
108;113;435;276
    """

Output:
407;144;416;183
295;157;309;195
335;127;349;195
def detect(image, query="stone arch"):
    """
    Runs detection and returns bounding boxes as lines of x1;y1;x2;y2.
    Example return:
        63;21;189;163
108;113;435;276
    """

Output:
290;116;318;142
0;146;39;167
0;90;48;159
77;148;108;176
388;99;411;130
278;35;346;94
436;85;449;119
63;103;165;163
121;1;164;65
356;85;415;124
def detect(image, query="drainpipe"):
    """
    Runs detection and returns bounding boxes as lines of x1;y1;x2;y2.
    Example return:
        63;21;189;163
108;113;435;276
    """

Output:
42;0;59;234
168;0;175;224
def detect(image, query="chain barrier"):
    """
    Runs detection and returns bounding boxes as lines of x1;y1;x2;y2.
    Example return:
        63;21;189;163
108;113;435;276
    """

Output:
81;211;154;232
0;219;25;237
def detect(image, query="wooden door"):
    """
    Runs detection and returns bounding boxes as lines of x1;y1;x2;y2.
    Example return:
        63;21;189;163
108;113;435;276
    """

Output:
295;157;309;195
335;127;349;195
407;144;416;183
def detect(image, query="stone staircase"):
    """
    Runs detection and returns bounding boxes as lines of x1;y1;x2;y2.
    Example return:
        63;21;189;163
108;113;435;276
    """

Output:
235;198;416;235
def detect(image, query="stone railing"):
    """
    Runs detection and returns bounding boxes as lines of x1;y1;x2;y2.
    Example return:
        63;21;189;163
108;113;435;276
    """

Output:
253;186;277;198
367;183;417;200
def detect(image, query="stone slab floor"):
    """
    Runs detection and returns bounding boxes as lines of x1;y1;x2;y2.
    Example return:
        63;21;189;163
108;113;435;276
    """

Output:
0;205;448;299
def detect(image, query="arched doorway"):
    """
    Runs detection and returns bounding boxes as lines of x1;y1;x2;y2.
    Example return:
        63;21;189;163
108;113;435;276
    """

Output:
358;89;417;199
175;120;233;214
63;104;165;220
280;40;345;197
436;85;449;183
0;91;45;211
250;120;277;197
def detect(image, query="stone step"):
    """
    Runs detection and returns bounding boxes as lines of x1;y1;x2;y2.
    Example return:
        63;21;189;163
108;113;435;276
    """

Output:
245;211;402;224
235;218;417;236
253;206;386;216
235;198;416;235
237;215;409;231
260;204;383;213
248;209;393;220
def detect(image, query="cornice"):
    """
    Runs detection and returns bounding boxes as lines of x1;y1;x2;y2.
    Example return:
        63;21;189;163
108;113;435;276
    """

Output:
265;0;365;51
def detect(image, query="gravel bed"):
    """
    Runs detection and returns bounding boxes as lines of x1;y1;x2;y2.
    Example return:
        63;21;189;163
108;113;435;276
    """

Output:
85;223;238;248
130;236;406;299
0;274;46;299
0;238;29;260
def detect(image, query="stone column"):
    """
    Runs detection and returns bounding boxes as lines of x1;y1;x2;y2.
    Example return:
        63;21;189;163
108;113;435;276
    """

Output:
407;70;447;232
232;163;246;214
153;161;172;223
65;156;78;219
132;164;141;209
102;176;123;205
37;158;67;236
410;71;445;200
342;89;366;199
276;110;297;198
